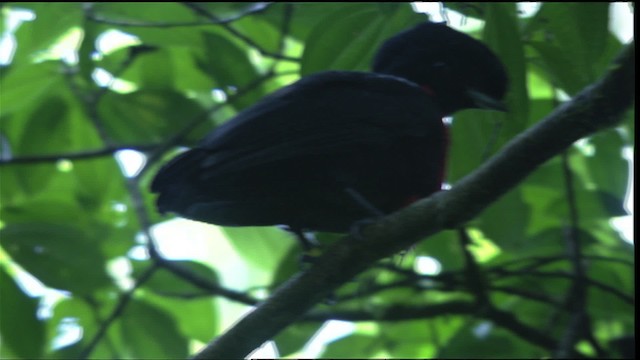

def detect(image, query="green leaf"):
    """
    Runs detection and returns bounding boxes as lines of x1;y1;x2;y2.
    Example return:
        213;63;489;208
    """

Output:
88;3;204;47
528;3;614;95
222;227;295;273
271;243;304;288
127;48;174;90
301;4;425;75
0;266;45;359
521;189;564;235
1;222;112;293
193;3;271;20
540;3;609;80
99;90;204;143
274;322;324;356
233;15;281;58
197;31;263;109
8;96;72;196
546;188;626;222
139;286;219;344
586;251;634;327
120;299;190;358
478;188;531;251
484;3;529;136
443;3;490;20
47;297;95;354
0;157;24;206
136;260;220;294
9;3;82;64
301;7;381;75
0;61;63;116
414;230;465;271
587;130;629;200
167;47;217;93
529;41;588;95
322;334;380;358
621;109;634;146
447;110;501;182
73;156;124;215
130;260;221;343
77;13;100;86
379;320;439;357
439;323;546;358
17;96;72;155
595;191;628;217
527;99;555;129
262;3;369;41
526;228;598;256
2;196;85;226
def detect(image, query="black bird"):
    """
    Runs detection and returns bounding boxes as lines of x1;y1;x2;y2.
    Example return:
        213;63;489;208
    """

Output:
151;22;508;233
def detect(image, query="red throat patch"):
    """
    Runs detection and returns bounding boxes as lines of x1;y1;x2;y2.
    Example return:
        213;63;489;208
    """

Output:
438;121;450;188
402;194;422;208
421;84;436;96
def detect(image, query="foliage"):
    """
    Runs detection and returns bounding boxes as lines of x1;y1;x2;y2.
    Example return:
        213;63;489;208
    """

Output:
0;2;634;358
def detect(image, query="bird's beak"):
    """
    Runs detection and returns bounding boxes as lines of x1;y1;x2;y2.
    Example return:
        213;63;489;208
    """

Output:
467;89;507;112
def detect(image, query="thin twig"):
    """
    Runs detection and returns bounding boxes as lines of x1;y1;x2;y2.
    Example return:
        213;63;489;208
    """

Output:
157;259;259;306
554;150;604;357
484;305;578;355
79;263;160;359
63;64;113;147
182;3;300;62
489;285;565;308
85;3;272;28
489;254;634;272
0;144;160;165
457;228;490;305
277;4;294;56
304;301;575;356
497;270;634;306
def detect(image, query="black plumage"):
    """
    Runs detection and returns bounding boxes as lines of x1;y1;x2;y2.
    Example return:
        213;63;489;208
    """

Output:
151;22;508;233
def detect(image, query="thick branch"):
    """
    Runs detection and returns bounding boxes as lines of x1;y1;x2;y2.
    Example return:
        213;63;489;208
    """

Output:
193;42;634;359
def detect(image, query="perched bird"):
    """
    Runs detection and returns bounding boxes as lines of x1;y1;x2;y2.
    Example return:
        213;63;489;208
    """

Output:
151;22;508;233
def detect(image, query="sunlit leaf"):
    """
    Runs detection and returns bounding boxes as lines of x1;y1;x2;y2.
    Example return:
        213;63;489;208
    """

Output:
0;267;45;359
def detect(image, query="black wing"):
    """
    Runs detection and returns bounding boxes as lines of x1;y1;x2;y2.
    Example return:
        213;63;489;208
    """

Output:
151;71;442;214
192;71;441;177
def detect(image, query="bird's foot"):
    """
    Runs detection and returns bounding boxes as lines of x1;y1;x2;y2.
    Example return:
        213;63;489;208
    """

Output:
281;226;323;269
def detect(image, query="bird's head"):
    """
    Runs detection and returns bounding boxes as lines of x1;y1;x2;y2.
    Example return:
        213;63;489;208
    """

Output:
372;22;508;115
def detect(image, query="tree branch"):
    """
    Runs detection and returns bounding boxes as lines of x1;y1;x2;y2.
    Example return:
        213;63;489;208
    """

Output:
79;263;160;359
192;41;634;359
182;3;300;62
498;270;634;306
157;259;259;306
554;151;591;358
